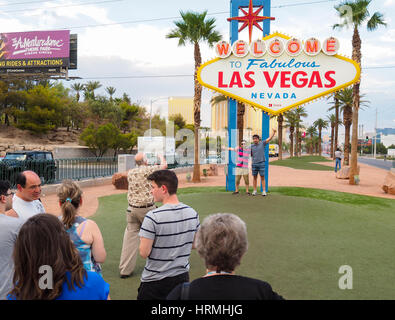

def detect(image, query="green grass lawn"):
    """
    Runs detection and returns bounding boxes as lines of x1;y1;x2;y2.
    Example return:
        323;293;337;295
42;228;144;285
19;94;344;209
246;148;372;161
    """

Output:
92;186;395;300
271;155;334;171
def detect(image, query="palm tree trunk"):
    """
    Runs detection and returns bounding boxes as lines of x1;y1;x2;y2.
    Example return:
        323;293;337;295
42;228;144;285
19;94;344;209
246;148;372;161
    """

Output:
330;125;334;158
318;129;322;156
278;115;283;160
299;133;302;156
349;26;362;185
334;97;339;160
344;124;351;165
295;127;299;157
192;42;202;183
289;129;294;157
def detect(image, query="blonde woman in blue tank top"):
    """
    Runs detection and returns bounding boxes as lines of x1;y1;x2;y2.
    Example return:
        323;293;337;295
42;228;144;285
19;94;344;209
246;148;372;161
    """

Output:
57;180;106;274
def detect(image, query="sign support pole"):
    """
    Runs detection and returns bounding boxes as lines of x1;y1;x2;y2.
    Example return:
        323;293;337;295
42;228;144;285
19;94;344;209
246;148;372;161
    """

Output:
262;0;271;193
226;0;269;192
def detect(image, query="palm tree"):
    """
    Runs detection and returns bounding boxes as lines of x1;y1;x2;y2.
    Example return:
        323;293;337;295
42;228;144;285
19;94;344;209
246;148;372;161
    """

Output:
313;135;320;155
327;114;337;158
277;113;284;160
284;110;298;157
294;107;308;157
313;118;329;157
336;87;369;165
71;82;84;102
84;81;102;100
306;125;318;155
106;86;116;101
327;91;341;158
338;88;353;165
334;0;386;184
167;11;221;183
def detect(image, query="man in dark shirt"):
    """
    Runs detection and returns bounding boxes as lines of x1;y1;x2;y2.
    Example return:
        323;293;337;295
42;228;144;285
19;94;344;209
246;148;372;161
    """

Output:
251;128;276;196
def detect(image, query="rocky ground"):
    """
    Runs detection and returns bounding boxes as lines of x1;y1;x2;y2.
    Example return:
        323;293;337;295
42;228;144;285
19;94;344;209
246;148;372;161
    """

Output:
0;125;80;156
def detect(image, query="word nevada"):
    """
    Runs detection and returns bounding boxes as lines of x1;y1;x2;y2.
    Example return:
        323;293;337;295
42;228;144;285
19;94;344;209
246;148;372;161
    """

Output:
215;37;340;59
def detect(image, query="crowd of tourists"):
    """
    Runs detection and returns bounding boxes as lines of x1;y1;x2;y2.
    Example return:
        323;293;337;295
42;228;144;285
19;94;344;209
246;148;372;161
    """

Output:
0;141;283;300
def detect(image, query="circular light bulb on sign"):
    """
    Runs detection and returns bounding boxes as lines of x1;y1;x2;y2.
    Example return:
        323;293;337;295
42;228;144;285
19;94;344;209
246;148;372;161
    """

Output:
322;37;340;56
304;37;321;56
250;39;266;57
286;38;302;57
232;40;249;58
215;40;231;58
267;38;284;57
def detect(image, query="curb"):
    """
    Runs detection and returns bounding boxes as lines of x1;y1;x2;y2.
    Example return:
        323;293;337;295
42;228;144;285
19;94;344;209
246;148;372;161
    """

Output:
41;177;113;196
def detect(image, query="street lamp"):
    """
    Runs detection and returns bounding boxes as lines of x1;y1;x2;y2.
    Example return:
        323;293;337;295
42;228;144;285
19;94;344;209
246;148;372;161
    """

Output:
149;97;168;137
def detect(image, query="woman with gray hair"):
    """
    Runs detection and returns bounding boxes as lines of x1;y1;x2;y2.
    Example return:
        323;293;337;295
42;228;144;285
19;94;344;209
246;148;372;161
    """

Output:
167;213;283;300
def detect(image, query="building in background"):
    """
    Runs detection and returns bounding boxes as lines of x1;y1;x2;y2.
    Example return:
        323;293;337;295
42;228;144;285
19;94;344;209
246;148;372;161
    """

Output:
377;128;395;148
210;99;279;141
168;97;194;125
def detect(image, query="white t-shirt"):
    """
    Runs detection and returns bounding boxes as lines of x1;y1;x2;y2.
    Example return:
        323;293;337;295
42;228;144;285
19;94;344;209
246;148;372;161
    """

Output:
335;151;342;159
12;195;46;221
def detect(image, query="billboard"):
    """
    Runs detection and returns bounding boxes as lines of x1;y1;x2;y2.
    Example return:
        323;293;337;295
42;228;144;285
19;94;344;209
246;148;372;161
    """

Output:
0;30;70;72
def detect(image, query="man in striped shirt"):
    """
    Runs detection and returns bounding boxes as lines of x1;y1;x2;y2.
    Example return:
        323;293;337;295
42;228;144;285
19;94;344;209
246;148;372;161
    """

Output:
229;140;251;195
137;170;200;300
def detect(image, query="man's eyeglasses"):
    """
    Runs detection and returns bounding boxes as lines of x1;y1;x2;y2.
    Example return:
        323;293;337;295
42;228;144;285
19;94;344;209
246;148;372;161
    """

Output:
2;191;14;197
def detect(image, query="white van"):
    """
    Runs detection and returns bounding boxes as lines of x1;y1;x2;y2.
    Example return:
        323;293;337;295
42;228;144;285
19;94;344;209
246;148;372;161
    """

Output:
269;144;279;157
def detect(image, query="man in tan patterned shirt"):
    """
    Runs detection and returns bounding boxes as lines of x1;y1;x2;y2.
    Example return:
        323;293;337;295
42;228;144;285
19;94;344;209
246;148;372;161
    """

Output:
119;152;167;278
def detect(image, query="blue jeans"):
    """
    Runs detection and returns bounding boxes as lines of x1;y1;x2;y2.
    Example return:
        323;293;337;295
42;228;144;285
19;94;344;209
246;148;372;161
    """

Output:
335;158;341;172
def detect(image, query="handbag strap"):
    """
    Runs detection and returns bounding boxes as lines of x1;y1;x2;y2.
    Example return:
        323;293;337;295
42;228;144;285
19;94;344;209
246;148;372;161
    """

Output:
180;282;190;300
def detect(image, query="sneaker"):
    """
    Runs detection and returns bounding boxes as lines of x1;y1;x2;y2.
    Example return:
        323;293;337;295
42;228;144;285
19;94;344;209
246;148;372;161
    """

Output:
252;191;257;196
262;191;267;196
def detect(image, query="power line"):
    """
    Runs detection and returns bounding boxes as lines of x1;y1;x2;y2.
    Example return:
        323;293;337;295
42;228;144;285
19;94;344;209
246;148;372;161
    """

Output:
13;0;338;30
272;0;337;8
0;0;59;7
364;66;395;70
77;65;395;80
81;74;193;80
0;0;125;14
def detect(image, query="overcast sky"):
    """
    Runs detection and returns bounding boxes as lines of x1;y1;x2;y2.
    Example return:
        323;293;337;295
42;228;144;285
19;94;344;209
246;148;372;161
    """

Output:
0;0;394;134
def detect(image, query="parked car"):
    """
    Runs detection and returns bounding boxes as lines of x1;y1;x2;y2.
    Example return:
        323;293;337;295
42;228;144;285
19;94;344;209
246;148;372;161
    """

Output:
204;155;221;164
0;151;57;186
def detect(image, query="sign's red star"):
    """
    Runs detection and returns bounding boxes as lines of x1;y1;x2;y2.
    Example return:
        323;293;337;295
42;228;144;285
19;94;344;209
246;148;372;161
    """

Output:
227;0;275;43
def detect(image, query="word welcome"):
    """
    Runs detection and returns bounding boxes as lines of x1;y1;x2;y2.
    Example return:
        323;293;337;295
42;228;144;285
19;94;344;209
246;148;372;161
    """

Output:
215;37;339;58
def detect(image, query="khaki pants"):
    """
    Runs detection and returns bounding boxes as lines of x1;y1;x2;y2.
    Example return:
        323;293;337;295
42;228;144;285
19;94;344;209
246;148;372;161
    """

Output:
119;205;156;276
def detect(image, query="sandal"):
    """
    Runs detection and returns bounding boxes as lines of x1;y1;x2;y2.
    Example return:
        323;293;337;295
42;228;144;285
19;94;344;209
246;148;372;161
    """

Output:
232;191;239;195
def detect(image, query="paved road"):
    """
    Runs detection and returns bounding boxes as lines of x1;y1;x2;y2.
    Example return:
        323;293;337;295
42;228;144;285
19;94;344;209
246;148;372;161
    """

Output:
358;157;394;171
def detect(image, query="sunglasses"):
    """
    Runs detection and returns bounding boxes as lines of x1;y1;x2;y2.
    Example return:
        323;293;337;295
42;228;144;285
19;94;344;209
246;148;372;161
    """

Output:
3;191;14;197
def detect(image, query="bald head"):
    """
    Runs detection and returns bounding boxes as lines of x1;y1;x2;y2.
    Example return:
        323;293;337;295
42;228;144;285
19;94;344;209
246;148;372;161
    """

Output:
16;170;42;202
135;153;147;166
